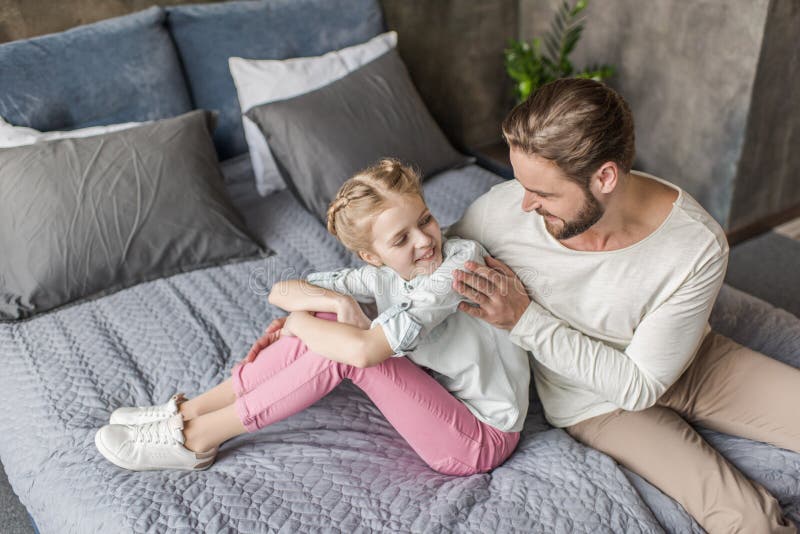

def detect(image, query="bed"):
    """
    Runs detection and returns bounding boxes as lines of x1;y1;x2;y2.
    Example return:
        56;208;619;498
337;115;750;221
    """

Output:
1;1;799;533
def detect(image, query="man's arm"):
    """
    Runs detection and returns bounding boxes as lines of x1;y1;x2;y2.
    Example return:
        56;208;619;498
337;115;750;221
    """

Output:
456;251;728;411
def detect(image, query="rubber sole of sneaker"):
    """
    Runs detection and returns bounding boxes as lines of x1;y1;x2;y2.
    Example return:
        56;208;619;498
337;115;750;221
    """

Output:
94;430;216;472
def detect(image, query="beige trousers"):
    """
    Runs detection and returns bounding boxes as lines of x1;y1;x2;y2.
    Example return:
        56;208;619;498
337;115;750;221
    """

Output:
566;331;800;534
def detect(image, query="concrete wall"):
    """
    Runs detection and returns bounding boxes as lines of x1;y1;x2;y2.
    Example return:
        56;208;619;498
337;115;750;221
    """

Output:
381;0;517;149
520;0;771;227
728;0;800;232
0;0;216;42
520;0;800;232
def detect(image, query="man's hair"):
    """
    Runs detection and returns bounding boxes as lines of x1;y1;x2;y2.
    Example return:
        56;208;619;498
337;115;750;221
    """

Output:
501;78;635;187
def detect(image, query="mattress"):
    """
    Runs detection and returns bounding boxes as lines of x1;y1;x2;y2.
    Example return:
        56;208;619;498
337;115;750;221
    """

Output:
1;161;798;533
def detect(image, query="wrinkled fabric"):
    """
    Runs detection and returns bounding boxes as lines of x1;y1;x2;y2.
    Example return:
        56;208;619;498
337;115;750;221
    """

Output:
245;49;472;221
0;164;664;533
0;7;191;132
0;162;798;532
230;31;398;196
167;0;385;159
0;111;269;321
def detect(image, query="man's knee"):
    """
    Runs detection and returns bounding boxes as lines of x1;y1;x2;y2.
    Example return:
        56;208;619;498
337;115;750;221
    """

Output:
703;490;794;534
710;512;795;534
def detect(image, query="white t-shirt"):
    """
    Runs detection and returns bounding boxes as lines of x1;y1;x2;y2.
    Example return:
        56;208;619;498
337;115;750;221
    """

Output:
306;237;531;432
447;172;729;428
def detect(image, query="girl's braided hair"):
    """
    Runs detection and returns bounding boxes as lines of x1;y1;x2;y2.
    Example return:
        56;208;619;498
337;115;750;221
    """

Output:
326;158;423;253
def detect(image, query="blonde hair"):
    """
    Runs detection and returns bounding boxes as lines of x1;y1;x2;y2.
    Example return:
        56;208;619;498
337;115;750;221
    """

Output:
326;158;423;252
502;78;635;187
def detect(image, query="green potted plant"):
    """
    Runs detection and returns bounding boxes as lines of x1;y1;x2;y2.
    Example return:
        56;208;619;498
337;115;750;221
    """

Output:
504;0;615;102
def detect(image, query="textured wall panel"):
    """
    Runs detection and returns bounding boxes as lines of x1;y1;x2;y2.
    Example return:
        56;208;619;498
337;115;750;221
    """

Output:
0;0;218;42
729;0;800;231
381;0;518;149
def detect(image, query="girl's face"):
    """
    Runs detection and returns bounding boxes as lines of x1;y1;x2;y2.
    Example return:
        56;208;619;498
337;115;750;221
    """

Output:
359;193;443;281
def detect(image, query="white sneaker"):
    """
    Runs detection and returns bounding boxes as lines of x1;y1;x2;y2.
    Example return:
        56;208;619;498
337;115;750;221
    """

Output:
95;414;217;471
109;394;185;425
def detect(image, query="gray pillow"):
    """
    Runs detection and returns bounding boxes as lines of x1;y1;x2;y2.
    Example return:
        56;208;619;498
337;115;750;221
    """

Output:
245;49;472;221
0;110;271;321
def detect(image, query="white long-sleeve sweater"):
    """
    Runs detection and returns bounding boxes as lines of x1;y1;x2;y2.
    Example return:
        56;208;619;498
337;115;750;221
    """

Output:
447;172;729;428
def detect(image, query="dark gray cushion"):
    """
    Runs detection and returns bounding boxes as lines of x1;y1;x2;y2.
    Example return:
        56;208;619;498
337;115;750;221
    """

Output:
166;0;385;160
0;110;270;321
245;49;472;221
0;7;192;132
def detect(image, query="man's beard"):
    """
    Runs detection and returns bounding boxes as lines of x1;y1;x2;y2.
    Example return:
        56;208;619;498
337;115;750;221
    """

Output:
539;188;605;240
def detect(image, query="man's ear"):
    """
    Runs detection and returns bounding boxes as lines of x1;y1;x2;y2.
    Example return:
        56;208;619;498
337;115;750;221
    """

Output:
358;249;383;267
593;161;619;194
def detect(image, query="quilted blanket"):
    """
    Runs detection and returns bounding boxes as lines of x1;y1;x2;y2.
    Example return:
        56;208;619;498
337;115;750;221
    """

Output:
1;164;798;533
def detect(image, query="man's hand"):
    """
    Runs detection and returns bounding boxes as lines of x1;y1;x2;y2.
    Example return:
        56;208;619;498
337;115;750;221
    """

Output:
242;316;287;364
452;255;531;330
334;295;372;330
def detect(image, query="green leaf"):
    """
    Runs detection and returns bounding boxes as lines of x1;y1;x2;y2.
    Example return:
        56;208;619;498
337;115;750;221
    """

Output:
571;0;588;17
562;26;583;58
575;64;615;81
504;0;615;102
519;79;533;101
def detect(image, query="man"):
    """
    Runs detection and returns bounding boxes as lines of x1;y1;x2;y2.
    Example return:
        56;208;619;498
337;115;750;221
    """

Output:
448;78;800;533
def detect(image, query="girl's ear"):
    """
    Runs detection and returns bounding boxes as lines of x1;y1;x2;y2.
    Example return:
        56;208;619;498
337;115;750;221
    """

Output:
358;249;383;267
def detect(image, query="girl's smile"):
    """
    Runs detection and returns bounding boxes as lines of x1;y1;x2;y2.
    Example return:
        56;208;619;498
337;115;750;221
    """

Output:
358;193;443;281
415;247;436;263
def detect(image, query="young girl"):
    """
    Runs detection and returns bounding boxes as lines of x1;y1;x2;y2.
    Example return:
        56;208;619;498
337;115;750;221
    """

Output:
95;159;530;476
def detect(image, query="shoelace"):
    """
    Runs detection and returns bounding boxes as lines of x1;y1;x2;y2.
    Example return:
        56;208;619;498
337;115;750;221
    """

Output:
134;418;177;446
140;406;164;417
138;399;176;418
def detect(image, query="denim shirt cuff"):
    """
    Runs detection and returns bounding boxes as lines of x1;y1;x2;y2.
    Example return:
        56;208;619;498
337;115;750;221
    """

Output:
371;301;422;356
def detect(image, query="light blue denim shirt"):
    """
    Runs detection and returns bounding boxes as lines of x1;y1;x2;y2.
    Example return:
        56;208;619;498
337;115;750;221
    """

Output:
306;237;530;432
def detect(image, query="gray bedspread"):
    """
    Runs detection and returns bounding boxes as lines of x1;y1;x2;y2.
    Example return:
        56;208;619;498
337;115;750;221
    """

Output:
1;162;798;533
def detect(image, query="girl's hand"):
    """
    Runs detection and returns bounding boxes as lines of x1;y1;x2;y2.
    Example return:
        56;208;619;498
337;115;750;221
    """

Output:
243;316;287;364
335;295;372;330
282;311;309;338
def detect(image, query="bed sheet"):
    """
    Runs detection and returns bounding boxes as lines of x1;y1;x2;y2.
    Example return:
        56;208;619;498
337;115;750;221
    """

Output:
0;160;798;533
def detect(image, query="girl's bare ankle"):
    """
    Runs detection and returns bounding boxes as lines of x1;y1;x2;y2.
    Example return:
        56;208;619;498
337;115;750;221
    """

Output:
182;421;206;453
183;436;203;453
178;401;197;421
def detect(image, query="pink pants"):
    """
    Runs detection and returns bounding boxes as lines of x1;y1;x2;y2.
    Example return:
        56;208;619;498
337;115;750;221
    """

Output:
231;313;520;476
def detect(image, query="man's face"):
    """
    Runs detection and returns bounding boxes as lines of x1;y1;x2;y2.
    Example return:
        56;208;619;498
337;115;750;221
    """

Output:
509;148;605;240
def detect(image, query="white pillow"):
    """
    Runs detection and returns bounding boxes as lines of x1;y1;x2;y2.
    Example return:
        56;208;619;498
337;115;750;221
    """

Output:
229;31;398;197
0;116;145;147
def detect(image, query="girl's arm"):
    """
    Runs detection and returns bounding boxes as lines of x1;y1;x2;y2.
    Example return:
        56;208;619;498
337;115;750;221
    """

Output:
270;279;371;329
269;279;351;315
281;239;488;368
284;311;394;368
